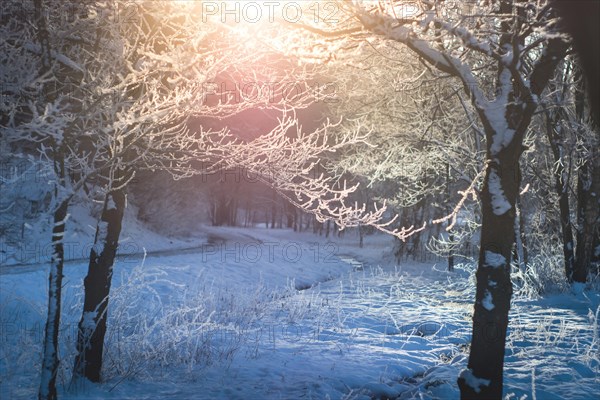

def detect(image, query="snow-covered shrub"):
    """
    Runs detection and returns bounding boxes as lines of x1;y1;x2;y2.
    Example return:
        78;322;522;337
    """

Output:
97;261;321;381
511;252;569;298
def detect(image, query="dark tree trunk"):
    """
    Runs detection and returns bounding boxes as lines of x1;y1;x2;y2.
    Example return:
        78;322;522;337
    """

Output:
556;158;576;279
271;189;277;229
313;216;323;235
73;187;126;382
518;198;529;267
337;223;345;238
448;234;455;272
34;0;65;398
446;163;454;272
544;76;576;279
359;225;364;248
411;200;425;260
229;197;237;226
574;150;600;282
458;155;518;399
394;210;408;262
244;200;251;227
285;200;295;228
293;209;298;232
213;196;237;226
572;65;600;283
513;194;528;270
39;200;68;400
456;2;567;395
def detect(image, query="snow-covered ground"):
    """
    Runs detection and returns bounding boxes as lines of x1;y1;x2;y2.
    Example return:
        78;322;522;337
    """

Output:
0;200;211;268
1;227;598;399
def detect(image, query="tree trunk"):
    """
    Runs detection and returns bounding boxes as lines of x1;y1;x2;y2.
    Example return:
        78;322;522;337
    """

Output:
359;225;364;248
73;187;126;382
558;172;576;279
456;3;568;395
229;197;237;226
271;189;276;229
446;163;454;271
34;0;65;397
458;157;517;399
571;59;600;283
518;197;529;267
411;201;425;261
244;200;251;227
293;209;298;232
513;194;527;271
39;200;68;400
544;98;576;279
448;232;455;272
574;149;600;282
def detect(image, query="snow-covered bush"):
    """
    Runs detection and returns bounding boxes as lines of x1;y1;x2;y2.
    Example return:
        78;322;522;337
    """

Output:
511;251;570;299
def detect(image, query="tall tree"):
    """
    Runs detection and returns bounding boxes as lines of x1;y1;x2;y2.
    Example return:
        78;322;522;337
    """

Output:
541;59;599;283
2;1;97;398
69;0;413;385
31;1;64;397
285;1;569;397
70;0;246;382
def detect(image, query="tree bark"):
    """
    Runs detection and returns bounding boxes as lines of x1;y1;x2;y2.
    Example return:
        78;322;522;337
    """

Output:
513;194;528;270
458;153;518;399
39;200;68;400
34;0;66;398
284;200;294;228
574;146;600;282
572;61;600;283
456;1;567;392
271;188;277;229
544;74;576;280
359;224;364;248
555;151;576;280
73;187;126;382
446;163;454;271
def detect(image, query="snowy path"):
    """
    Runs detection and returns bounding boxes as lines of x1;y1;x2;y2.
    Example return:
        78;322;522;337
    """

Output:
1;229;598;399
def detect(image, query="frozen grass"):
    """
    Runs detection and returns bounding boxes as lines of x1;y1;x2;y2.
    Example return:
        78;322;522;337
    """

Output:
511;253;570;298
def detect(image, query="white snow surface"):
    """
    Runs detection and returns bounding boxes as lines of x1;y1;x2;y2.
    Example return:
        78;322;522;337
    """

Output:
1;227;599;399
458;368;490;394
488;169;512;215
485;250;506;268
0;200;209;266
81;311;98;333
482;290;495;311
105;195;116;211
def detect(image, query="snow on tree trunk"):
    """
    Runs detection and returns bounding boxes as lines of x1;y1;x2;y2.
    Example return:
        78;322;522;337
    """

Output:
38;200;68;400
73;187;126;382
458;154;518;399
